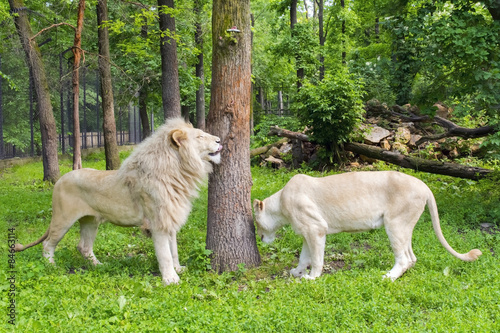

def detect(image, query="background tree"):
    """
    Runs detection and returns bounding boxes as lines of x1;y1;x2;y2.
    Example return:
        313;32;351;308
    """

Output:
206;0;261;272
158;0;181;119
8;0;60;182
71;0;85;170
97;0;120;170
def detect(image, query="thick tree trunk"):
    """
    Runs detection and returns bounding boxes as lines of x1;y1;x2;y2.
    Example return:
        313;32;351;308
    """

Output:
194;0;205;130
206;0;261;272
97;0;120;170
72;0;85;170
9;0;60;182
158;0;181;119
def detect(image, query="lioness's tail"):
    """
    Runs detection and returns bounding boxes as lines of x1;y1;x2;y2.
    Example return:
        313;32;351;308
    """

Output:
14;229;49;252
427;193;482;261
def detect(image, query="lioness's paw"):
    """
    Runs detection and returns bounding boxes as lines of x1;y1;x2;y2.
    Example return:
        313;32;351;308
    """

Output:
175;265;186;274
302;274;316;280
162;275;180;285
290;268;305;277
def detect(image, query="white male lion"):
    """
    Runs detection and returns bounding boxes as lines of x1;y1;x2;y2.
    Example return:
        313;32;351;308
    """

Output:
15;118;222;285
253;171;481;281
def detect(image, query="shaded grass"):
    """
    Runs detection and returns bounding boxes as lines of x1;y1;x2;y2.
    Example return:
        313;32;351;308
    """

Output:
1;156;499;332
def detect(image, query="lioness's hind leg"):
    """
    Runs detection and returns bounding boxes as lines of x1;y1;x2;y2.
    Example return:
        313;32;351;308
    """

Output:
384;217;418;281
77;216;101;265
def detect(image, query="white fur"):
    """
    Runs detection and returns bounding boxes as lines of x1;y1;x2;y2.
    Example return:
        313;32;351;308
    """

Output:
15;118;222;285
253;171;481;281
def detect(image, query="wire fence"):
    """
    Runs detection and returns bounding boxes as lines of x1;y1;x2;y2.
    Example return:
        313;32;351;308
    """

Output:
0;51;150;160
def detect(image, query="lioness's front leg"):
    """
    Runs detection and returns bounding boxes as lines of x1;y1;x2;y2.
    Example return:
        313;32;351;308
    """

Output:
151;230;180;285
167;231;186;273
290;242;311;277
302;233;326;280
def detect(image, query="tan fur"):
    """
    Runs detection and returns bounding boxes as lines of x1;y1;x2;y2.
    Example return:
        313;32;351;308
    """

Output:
15;118;222;285
253;171;481;281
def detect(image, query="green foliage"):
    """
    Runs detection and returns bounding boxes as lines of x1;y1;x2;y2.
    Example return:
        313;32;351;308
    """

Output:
294;71;365;149
1;160;499;331
251;114;302;148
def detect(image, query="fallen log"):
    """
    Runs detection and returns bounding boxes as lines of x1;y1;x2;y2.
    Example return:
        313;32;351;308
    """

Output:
344;142;493;180
250;138;288;158
267;126;494;180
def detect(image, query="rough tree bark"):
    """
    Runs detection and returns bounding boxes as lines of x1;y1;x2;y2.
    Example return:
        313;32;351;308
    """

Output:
206;0;261;272
268;126;493;180
139;23;151;139
9;0;60;182
71;0;85;170
194;0;205;130
158;0;181;119
97;0;120;170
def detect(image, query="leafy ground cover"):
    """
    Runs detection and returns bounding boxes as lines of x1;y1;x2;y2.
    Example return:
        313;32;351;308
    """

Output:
1;154;499;332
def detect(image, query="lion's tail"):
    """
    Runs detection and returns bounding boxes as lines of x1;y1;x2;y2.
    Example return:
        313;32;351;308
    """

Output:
427;193;482;262
14;229;49;252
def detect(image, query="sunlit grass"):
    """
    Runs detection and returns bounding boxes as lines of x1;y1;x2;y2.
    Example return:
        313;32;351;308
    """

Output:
1;158;499;332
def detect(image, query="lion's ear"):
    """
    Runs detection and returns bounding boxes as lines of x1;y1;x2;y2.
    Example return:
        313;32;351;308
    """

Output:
169;129;187;148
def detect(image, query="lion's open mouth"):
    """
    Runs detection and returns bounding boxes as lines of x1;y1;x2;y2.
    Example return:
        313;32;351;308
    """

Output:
209;144;223;156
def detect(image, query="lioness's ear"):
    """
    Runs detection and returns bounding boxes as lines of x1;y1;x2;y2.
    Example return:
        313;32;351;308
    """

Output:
169;129;187;148
253;199;264;211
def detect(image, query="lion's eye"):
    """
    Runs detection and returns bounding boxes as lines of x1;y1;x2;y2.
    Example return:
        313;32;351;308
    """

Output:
198;135;204;139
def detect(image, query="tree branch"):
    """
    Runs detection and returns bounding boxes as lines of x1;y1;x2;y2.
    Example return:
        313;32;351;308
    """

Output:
31;22;76;41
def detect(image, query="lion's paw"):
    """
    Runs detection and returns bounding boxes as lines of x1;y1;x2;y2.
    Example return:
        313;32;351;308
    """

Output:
302;274;316;280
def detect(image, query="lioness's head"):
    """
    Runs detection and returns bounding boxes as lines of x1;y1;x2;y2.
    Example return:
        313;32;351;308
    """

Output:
253;199;278;243
169;125;222;165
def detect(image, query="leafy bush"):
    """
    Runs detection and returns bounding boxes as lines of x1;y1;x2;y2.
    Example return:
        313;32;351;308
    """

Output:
294;70;365;162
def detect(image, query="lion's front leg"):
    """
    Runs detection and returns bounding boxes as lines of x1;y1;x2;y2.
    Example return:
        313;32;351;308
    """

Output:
167;231;186;273
290;241;311;278
151;230;180;285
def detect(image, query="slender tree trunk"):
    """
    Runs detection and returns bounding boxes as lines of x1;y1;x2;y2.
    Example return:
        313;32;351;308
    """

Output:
290;0;303;90
206;0;261;272
97;0;120;170
72;0;85;170
158;0;181;119
139;23;151;139
194;0;205;130
341;0;346;65
318;0;325;80
9;0;60;182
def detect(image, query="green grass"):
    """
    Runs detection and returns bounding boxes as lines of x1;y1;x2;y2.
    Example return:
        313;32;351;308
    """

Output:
1;155;499;332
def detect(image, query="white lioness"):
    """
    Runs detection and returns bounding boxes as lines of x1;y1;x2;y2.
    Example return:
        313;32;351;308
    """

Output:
253;171;482;281
15;118;222;285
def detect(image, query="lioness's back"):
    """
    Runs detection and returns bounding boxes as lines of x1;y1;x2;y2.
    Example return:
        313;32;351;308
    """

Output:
280;171;430;221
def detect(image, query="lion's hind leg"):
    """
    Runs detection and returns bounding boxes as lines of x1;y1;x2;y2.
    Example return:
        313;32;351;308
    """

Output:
43;214;80;264
77;216;101;265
